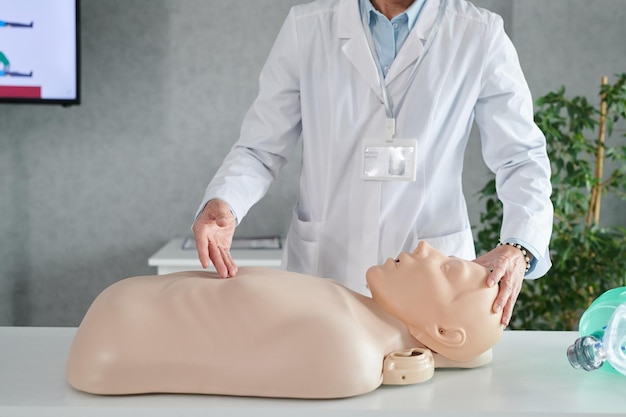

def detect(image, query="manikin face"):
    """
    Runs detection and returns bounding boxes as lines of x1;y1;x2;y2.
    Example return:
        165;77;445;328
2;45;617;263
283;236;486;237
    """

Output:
366;241;502;361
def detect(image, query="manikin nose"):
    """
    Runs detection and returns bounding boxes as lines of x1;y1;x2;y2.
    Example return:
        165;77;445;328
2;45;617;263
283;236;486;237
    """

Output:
413;241;431;258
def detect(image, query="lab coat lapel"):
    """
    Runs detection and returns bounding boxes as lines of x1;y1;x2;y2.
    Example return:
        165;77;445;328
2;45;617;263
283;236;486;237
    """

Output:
385;0;440;85
338;0;384;102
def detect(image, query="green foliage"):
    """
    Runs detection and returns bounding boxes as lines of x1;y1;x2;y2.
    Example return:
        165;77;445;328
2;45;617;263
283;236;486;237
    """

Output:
474;74;626;330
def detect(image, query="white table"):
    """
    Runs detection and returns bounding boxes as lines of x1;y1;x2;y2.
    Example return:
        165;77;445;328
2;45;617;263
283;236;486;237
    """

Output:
1;327;624;417
148;238;283;274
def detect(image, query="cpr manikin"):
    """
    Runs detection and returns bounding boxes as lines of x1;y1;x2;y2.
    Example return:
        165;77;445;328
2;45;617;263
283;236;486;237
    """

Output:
66;242;503;399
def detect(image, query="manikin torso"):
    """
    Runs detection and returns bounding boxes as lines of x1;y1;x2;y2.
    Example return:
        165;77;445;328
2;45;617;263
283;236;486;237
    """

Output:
67;268;425;398
67;239;503;400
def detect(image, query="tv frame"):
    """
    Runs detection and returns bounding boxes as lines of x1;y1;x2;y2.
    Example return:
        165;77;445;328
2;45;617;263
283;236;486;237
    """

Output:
0;0;81;106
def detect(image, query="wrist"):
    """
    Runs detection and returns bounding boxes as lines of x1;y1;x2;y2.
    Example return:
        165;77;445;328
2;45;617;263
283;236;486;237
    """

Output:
498;241;531;273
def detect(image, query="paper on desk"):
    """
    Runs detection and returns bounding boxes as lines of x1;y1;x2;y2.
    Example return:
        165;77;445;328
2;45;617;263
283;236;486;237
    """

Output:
182;235;282;250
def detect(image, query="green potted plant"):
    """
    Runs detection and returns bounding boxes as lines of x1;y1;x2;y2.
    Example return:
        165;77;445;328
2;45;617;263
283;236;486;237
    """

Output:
475;73;626;330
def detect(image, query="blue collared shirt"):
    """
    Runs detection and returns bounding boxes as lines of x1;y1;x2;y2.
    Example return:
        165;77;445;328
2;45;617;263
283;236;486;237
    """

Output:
361;0;427;77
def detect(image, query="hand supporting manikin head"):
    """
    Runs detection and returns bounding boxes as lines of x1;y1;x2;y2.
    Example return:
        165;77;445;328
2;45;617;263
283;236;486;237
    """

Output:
367;241;503;362
66;241;503;398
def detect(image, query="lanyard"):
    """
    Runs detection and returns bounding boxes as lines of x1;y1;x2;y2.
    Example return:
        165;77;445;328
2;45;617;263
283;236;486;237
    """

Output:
360;0;448;140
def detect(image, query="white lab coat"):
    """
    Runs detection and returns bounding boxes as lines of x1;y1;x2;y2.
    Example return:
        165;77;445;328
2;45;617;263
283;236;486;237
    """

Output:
199;0;553;294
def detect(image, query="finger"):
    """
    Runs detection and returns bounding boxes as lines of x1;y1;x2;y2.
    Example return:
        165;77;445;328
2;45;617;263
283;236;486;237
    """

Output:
208;240;229;279
486;266;504;288
194;233;210;269
492;274;514;315
215;215;233;228
500;297;515;327
501;281;522;327
220;246;239;277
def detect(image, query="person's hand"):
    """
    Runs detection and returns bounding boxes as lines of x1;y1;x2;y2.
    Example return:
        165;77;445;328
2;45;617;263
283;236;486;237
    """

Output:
473;245;529;327
192;199;238;278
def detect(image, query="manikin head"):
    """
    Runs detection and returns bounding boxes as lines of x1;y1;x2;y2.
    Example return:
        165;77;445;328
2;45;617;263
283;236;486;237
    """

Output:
366;241;503;362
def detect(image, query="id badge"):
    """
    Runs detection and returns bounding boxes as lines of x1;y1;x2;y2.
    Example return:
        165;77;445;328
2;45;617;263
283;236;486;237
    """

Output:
361;138;418;181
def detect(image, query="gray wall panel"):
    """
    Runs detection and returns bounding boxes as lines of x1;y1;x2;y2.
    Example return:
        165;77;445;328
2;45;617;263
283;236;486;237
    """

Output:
0;0;624;326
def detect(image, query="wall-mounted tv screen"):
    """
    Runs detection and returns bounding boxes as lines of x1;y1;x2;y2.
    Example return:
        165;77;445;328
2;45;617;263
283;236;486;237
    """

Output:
0;0;80;105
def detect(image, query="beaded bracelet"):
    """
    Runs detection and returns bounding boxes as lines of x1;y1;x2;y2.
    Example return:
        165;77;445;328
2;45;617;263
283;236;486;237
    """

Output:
498;242;531;273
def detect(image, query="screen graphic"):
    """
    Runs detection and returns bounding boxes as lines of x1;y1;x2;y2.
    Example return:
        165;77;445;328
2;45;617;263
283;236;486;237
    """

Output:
0;0;79;104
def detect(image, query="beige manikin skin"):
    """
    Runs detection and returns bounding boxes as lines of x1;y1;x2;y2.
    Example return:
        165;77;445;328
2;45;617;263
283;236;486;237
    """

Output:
66;242;503;399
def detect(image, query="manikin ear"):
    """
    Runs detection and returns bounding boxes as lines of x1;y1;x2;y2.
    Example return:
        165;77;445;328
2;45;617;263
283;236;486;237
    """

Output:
408;323;467;349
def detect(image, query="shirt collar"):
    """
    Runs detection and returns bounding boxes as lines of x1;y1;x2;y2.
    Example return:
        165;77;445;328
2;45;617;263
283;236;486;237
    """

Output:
363;0;427;30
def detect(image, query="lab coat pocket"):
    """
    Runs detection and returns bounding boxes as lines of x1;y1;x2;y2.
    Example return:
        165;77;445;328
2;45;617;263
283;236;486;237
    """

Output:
421;228;476;260
283;205;322;275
